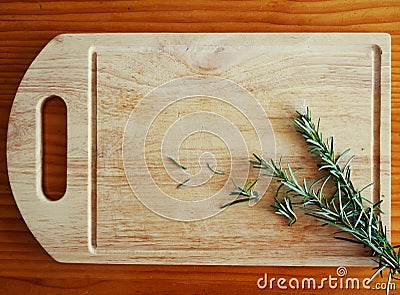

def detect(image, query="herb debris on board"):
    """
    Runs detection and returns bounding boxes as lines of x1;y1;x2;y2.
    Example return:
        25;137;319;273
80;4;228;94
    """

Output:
225;108;398;294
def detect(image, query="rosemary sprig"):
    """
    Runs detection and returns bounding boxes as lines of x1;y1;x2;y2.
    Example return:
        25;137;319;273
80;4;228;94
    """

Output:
251;108;398;294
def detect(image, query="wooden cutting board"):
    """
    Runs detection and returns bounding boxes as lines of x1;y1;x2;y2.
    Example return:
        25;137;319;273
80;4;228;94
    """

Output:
7;33;391;265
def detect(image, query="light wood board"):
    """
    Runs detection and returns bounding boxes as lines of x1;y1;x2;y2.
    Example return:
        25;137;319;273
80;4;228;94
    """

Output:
7;33;391;265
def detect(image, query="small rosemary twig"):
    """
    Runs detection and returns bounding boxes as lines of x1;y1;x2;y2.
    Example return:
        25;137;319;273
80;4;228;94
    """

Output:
271;196;297;227
221;179;259;208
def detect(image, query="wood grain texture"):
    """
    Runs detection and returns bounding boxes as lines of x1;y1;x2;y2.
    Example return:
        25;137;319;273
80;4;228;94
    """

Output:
0;0;399;294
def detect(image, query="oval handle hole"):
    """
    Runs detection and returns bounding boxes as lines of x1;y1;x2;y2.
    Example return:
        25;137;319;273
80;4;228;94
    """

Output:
42;95;67;201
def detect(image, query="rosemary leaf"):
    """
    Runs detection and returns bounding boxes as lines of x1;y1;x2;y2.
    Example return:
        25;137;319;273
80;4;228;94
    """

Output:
177;178;191;189
168;156;187;170
207;163;225;175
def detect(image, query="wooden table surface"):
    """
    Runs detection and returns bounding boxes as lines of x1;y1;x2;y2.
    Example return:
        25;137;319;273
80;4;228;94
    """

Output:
1;1;400;294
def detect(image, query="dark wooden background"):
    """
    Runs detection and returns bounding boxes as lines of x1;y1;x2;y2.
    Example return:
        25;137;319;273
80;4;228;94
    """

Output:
1;1;400;294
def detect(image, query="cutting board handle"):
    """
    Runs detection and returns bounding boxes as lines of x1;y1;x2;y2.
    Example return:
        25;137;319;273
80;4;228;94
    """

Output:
34;95;68;202
7;35;91;261
41;95;67;201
